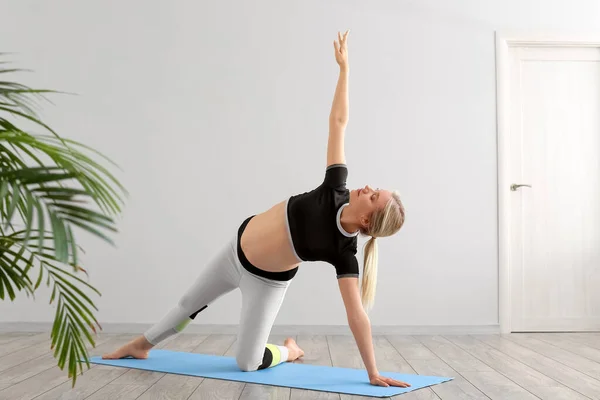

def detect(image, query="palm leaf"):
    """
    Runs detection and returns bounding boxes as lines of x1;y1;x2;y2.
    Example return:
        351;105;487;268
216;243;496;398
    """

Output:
0;269;16;300
23;191;34;245
5;181;21;227
0;180;9;219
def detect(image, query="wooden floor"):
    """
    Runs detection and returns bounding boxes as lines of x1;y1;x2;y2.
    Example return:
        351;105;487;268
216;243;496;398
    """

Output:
0;332;599;399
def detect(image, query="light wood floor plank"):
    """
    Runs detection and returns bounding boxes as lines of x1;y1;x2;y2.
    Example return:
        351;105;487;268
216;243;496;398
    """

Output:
85;384;149;400
188;378;245;400
34;365;133;400
0;334;133;400
416;335;539;400
0;339;52;372
0;333;36;346
475;334;600;399
561;333;600;350
0;332;50;357
446;335;589;400
522;333;600;366
507;333;600;381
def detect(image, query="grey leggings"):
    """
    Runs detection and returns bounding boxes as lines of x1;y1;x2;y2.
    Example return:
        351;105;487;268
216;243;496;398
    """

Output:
144;234;291;371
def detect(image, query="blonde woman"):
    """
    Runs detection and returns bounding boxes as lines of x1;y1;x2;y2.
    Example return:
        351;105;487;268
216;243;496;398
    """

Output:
103;31;408;389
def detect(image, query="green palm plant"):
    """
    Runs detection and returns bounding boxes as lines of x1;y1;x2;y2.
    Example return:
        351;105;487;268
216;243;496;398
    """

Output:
0;57;126;386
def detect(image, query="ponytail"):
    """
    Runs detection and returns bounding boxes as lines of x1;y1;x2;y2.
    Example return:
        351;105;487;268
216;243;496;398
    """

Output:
361;236;379;311
360;191;405;311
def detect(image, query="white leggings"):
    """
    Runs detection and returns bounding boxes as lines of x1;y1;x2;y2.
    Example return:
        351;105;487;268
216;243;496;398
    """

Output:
144;234;291;371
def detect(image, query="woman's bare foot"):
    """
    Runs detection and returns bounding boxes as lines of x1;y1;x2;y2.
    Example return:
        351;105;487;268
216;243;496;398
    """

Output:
284;337;304;361
102;335;154;360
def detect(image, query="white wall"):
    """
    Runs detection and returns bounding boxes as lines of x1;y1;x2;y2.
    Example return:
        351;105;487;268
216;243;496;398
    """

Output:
1;0;599;331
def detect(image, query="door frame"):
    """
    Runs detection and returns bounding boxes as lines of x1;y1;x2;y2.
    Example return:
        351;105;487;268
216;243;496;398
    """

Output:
495;32;600;334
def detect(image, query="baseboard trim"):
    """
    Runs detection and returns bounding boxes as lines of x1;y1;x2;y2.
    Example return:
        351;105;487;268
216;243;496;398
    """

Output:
0;322;499;335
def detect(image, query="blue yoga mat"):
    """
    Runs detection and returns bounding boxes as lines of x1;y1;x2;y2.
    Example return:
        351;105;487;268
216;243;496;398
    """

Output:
89;350;452;397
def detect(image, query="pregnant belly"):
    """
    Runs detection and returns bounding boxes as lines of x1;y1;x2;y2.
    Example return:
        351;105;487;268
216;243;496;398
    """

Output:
240;200;301;273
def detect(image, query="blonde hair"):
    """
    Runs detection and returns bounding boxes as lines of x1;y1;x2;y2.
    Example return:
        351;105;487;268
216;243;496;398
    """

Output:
361;191;405;310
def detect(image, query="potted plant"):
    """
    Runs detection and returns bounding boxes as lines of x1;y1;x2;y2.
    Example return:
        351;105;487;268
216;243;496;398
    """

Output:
0;57;126;386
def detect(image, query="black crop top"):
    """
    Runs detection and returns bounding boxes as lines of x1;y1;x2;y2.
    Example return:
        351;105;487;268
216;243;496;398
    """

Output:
286;164;360;279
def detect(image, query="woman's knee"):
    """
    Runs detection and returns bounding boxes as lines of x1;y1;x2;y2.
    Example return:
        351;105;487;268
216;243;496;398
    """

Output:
236;355;260;372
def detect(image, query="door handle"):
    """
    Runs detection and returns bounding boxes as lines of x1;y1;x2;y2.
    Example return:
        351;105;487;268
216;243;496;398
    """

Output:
510;183;532;191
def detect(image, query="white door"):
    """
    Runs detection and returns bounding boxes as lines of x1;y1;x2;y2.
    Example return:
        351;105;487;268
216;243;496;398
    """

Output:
509;46;600;332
